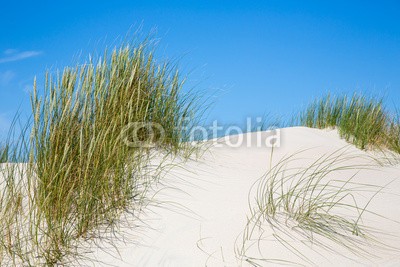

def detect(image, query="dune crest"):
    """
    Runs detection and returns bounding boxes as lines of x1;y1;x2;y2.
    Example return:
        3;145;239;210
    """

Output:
79;127;400;266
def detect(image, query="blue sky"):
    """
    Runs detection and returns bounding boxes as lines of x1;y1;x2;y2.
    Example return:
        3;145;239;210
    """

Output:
0;0;399;138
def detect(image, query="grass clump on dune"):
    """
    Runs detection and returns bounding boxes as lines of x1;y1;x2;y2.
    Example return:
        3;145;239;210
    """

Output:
238;149;391;265
299;93;399;152
388;112;400;154
0;144;7;163
256;150;373;240
0;40;200;266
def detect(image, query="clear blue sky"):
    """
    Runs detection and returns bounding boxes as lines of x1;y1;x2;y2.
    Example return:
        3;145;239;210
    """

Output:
1;0;399;137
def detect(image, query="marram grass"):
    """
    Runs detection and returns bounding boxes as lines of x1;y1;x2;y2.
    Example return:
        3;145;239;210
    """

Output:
237;149;394;266
0;41;201;266
0;144;7;163
298;93;399;152
387;111;400;154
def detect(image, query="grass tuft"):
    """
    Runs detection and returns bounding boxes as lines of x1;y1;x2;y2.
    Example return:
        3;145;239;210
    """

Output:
387;110;400;154
237;149;394;265
298;93;399;152
0;40;201;265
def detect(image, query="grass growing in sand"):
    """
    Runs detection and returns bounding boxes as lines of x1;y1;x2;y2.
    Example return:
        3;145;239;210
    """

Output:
238;149;394;266
0;40;201;266
0;145;7;163
388;111;400;154
298;93;400;152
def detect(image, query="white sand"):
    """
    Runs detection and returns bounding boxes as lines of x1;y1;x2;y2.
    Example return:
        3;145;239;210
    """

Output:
79;127;400;266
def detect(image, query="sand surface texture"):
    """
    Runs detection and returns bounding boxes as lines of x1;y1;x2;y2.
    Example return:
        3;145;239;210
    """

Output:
81;127;400;266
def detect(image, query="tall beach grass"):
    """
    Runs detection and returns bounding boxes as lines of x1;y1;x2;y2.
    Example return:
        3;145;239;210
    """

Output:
388;110;400;154
0;40;201;265
298;93;400;152
238;149;394;265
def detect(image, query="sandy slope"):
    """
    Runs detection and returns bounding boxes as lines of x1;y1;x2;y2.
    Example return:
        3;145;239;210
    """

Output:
80;127;400;266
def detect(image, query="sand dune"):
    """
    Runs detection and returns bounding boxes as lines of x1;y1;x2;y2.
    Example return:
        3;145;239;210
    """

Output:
80;127;400;266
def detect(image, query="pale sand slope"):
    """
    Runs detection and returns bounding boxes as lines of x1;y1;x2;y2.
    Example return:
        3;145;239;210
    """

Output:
80;127;400;266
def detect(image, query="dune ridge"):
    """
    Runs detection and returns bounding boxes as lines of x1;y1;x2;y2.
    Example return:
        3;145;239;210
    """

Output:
75;127;400;266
